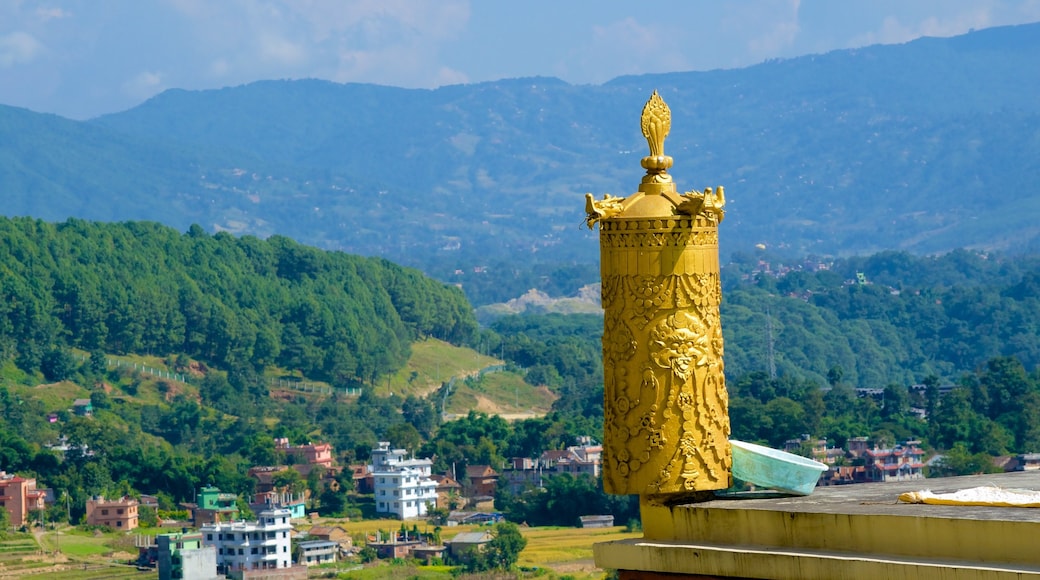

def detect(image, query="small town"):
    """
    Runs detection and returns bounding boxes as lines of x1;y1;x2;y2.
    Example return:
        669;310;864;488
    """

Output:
3;4;1040;580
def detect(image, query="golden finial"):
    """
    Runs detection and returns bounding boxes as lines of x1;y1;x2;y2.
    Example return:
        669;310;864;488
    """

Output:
639;91;673;189
641;90;670;157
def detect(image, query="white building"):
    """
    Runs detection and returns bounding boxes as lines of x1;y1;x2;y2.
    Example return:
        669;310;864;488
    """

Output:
371;442;439;519
200;508;293;574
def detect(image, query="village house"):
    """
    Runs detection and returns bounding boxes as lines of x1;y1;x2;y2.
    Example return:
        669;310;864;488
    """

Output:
85;495;139;530
540;442;602;477
350;463;373;493
304;524;352;549
862;440;926;482
368;534;425;559
274;438;334;469
502;440;603;494
72;398;93;417
463;464;499;498
446;530;493;562
295;540;338;566
370;442;438;519
250;489;306;520
783;435;846;465
0;471;48;527
200;507;305;578
1011;453;1040;471
155;529;219;580
431;473;463;510
186;485;239;527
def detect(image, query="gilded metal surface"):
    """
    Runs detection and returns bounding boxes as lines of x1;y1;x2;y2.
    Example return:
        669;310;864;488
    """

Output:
587;92;731;496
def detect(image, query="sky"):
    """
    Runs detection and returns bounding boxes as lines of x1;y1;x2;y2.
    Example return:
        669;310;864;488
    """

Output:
2;0;1039;120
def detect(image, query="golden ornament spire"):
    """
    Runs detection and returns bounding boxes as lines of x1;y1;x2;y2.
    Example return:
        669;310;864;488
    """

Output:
639;91;674;191
586;90;732;500
641;90;670;157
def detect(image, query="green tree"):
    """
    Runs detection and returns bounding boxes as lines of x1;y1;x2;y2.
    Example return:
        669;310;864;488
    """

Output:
271;468;305;497
929;443;1000;477
481;521;527;571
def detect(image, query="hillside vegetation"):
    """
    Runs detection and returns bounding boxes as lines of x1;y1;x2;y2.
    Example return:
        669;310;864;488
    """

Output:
0;216;477;389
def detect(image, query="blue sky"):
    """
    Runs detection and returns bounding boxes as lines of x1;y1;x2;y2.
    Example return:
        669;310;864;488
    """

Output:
2;0;1039;120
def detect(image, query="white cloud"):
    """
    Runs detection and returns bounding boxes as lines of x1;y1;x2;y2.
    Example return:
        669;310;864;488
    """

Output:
35;7;71;21
745;0;802;58
159;0;470;88
852;8;995;46
555;17;688;83
0;31;41;67
433;65;468;87
122;70;164;99
209;58;230;77
258;33;307;65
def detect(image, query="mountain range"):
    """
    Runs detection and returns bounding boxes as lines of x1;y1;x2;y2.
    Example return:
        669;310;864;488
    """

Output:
3;22;1038;303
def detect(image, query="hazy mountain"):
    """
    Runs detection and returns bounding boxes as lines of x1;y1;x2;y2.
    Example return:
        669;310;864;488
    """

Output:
3;23;1038;302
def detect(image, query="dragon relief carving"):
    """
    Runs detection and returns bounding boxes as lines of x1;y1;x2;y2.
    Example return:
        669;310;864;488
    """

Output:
677;186;726;223
584;193;624;229
602;272;728;493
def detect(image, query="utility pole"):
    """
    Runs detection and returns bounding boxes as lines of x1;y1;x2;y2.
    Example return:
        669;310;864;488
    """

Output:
766;306;777;379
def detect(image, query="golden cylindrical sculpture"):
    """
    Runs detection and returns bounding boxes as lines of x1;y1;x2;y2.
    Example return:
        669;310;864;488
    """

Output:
585;91;731;497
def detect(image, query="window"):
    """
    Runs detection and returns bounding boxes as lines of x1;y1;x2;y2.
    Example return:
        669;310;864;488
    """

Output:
117;521;123;527
207;534;213;541
238;548;244;555
117;509;124;514
101;509;109;515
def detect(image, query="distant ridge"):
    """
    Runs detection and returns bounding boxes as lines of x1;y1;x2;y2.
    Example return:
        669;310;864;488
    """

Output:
2;22;1039;303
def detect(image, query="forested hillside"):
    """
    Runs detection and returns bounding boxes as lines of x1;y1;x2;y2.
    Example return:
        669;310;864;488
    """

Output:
0;217;477;385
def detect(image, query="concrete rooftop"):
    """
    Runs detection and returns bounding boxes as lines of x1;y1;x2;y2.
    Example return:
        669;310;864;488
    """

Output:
596;470;1040;579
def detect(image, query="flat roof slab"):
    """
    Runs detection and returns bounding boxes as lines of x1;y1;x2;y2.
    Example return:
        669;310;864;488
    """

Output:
596;471;1040;579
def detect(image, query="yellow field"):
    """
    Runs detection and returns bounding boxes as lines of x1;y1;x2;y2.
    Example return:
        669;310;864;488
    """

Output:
305;519;640;579
518;525;642;578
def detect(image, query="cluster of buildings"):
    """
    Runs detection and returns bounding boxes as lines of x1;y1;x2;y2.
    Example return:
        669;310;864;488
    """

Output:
784;436;928;485
146;507;314;580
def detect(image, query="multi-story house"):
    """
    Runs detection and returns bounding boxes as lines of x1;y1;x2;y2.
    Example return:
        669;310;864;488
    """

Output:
156;530;219;580
370;442;438;519
190;486;239;526
85;495;138;530
463;465;499;498
200;508;296;575
0;471;47;527
863;440;926;482
274;438;334;469
540;443;602;477
503;441;604;494
783;436;845;465
295;539;338;566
